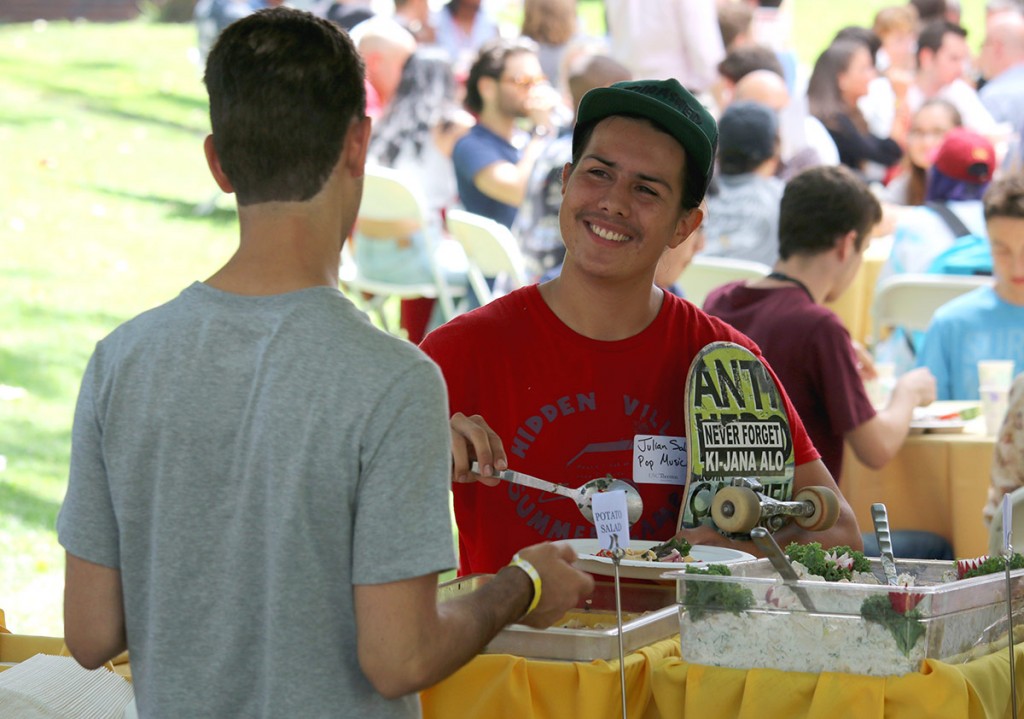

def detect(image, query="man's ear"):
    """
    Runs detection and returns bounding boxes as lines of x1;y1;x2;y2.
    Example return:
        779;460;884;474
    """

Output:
344;116;372;178
835;229;858;260
669;206;705;249
203;135;234;193
560;162;573;197
478;75;498;107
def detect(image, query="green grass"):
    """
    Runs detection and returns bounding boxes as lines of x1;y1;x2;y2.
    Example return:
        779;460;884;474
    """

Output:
0;3;989;637
0;20;237;635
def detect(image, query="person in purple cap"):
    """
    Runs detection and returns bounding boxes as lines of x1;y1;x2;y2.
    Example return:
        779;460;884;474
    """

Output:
421;78;862;576
875;127;998;372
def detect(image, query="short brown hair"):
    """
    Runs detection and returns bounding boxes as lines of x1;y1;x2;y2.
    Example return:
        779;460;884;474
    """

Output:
984;174;1024;221
521;0;576;46
718;1;753;50
779;166;882;259
873;5;919;37
204;9;365;205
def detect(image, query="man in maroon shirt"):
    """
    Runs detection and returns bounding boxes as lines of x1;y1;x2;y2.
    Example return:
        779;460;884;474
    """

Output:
704;165;946;557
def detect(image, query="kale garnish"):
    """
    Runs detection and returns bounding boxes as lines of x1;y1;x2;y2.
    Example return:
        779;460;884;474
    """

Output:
860;594;926;656
653;536;692;559
682;564;755;621
959;553;1024;579
784;542;870;582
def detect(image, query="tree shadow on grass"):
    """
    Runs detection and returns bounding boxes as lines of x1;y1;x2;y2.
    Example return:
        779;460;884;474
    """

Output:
0;69;210;136
88;185;237;224
0;481;61;532
0;305;122;402
0;346;64;401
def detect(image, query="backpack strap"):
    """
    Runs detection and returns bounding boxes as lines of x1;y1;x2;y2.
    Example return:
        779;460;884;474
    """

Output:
925;201;971;239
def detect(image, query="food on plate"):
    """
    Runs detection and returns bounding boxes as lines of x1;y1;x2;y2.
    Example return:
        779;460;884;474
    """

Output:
595;537;694;563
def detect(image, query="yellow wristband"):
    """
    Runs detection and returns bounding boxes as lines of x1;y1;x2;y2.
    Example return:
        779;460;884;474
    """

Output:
509;552;542;616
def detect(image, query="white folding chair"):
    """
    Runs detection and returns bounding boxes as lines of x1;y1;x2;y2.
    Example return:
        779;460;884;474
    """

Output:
444;209;528;305
340;165;464;333
678;255;772;309
870;273;994;349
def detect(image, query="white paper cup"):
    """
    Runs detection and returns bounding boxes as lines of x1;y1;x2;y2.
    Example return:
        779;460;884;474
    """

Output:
980;385;1011;436
978;360;1015;390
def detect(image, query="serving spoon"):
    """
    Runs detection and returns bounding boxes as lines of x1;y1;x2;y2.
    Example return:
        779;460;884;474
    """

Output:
470;462;644;526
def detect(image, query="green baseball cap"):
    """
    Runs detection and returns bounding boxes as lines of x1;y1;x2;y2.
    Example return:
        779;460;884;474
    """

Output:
573;78;718;209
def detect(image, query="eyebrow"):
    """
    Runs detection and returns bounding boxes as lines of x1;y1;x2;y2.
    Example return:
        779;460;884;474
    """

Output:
585;153;676;191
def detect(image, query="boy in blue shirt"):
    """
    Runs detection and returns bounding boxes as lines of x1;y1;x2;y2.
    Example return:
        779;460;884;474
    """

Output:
919;174;1024;399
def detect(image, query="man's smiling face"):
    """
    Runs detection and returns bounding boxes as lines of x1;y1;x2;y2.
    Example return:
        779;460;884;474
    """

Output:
558;115;701;284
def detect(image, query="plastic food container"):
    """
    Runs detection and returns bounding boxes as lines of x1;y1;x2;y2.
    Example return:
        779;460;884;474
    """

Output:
438;574;679;661
669;558;1024;676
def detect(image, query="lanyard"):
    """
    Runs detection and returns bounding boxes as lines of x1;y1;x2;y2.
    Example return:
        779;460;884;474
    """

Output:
766;271;814;303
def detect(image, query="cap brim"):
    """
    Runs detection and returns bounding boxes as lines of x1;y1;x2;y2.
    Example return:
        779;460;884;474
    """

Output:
574;85;715;195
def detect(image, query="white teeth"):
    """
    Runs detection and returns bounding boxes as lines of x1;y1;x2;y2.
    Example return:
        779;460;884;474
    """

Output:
589;223;629;242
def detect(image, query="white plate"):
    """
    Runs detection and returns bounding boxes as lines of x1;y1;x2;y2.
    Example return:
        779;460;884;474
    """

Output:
909;418;970;434
910;404;978;433
567;539;756;580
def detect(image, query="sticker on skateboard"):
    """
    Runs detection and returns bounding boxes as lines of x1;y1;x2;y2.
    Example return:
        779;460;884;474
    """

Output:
676;341;839;539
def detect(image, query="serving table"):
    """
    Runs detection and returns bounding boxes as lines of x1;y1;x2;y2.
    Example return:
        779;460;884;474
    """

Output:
841;410;995;559
421;637;1023;719
4;616;1021;717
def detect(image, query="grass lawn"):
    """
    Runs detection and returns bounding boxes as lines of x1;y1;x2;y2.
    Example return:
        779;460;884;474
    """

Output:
0;3;987;637
0;20;237;634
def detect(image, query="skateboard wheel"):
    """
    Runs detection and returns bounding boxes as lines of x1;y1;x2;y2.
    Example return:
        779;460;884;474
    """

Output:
794;486;841;531
711;486;761;534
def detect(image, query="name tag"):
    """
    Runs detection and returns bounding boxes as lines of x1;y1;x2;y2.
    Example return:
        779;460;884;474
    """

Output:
633;435;687;485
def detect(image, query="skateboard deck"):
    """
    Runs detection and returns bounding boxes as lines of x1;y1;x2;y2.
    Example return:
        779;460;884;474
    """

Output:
677;341;795;537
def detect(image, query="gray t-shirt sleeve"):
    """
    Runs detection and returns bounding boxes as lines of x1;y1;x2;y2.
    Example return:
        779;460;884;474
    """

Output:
57;351;121;568
351;356;456;585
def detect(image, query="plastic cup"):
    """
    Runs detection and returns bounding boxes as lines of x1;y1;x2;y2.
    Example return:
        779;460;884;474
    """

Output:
980;385;1011;436
867;362;896;407
977;360;1015;390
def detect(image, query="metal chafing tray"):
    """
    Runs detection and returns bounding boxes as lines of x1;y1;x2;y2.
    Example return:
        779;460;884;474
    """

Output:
438;574;679;661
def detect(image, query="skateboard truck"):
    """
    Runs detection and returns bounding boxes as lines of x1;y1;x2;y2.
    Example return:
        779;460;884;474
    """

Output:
710;477;841;537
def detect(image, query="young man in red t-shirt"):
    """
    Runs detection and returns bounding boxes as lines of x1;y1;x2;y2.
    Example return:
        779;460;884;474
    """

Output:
421;80;863;575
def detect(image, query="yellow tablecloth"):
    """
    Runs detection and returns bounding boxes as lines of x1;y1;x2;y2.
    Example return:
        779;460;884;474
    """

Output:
825;236;891;347
422;638;1024;719
841;413;995;559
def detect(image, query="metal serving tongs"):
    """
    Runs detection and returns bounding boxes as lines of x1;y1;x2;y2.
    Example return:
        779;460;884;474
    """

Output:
871;503;899;586
750;528;817;612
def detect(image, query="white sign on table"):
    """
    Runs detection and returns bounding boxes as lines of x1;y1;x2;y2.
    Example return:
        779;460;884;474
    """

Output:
593;489;631;551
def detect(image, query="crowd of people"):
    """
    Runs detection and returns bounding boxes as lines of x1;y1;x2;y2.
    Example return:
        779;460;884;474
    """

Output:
54;0;1024;715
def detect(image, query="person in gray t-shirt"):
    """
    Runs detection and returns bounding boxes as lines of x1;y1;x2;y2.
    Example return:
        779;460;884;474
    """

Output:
57;9;593;718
